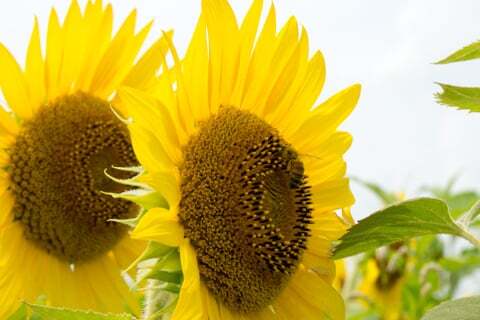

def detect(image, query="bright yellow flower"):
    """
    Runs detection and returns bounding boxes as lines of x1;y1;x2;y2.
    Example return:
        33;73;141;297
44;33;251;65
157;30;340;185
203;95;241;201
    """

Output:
333;260;347;291
358;245;408;320
0;0;168;317
119;0;360;319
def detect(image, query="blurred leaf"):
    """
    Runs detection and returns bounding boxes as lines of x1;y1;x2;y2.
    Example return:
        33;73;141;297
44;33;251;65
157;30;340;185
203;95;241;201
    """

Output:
447;192;479;219
353;178;398;205
333;198;465;259
423;178;479;218
26;304;134;320
421;296;480;320
439;248;480;274
436;41;480;64
7;304;27;320
458;200;480;227
435;83;480;112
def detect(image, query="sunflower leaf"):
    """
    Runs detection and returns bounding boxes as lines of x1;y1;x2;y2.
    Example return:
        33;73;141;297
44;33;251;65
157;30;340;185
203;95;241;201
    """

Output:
435;83;480;112
457;200;480;228
436;40;480;64
421;296;480;320
7;304;28;320
333;198;466;259
25;304;135;320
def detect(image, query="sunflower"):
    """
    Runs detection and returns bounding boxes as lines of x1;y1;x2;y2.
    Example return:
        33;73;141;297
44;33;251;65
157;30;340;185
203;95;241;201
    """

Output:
0;0;169;316
118;0;360;319
358;243;409;320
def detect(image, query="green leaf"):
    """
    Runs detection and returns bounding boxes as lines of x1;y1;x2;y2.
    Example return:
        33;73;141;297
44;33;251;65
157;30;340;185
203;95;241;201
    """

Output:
333;198;465;259
352;177;398;205
439;249;480;274
458;200;480;227
446;192;479;219
26;304;134;320
7;304;28;320
436;40;480;64
435;83;480;112
421;296;480;320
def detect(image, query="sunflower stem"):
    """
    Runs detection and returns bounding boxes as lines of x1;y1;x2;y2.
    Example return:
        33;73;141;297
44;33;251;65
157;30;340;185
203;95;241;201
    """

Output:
459;228;480;249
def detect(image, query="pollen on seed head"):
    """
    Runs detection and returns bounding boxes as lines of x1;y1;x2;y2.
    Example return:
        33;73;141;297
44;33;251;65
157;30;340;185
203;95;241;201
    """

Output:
178;106;313;314
8;93;139;263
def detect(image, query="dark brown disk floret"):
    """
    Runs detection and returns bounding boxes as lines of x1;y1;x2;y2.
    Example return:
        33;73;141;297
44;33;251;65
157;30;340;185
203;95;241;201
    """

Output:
8;93;138;263
178;107;313;314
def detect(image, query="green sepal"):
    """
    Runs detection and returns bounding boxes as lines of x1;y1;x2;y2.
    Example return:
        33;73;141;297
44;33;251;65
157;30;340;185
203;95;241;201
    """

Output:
137;249;182;285
125;241;175;274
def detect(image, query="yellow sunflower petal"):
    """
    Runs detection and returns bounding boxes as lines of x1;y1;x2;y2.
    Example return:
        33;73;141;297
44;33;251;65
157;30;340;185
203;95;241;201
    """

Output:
230;0;263;107
0;44;32;119
263;26;307;119
0;274;23;318
45;7;62;100
58;0;83;95
79;254;140;314
131;207;184;247
311;211;348;240
290;84;361;152
76;2;114;91
241;3;276;110
162;32;196;137
306;131;353;158
90;10;152;98
276;269;345;320
172;241;207;320
247;17;300;116
202;0;239;113
0;107;18;145
302;252;336;283
311;178;355;212
0;151;8;168
0;191;14;228
129;125;177;174
123;32;172;90
279;50;327;135
183;15;209;122
25;17;46;111
112;237;146;277
137;171;180;208
306;157;347;186
201;284;222;320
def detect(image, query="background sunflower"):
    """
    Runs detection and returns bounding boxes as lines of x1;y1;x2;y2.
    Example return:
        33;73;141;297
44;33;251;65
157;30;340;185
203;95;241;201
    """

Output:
0;0;169;317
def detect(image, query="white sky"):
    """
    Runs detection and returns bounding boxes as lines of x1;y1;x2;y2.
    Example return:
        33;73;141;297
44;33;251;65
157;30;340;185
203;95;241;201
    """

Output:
0;0;479;219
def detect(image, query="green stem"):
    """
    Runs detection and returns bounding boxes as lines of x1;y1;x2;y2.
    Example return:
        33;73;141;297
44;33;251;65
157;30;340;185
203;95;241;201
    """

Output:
459;228;480;248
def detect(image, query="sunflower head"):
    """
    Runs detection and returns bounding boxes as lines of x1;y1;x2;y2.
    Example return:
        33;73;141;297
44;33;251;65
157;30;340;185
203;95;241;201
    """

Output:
9;92;138;262
178;106;313;312
0;0;170;316
118;0;360;318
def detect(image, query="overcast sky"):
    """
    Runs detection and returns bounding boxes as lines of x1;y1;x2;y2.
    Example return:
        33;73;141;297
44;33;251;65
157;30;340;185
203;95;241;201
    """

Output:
0;0;479;219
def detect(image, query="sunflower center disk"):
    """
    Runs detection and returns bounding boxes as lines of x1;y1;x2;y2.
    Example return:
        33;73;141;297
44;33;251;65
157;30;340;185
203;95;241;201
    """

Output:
9;93;138;263
179;107;313;313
